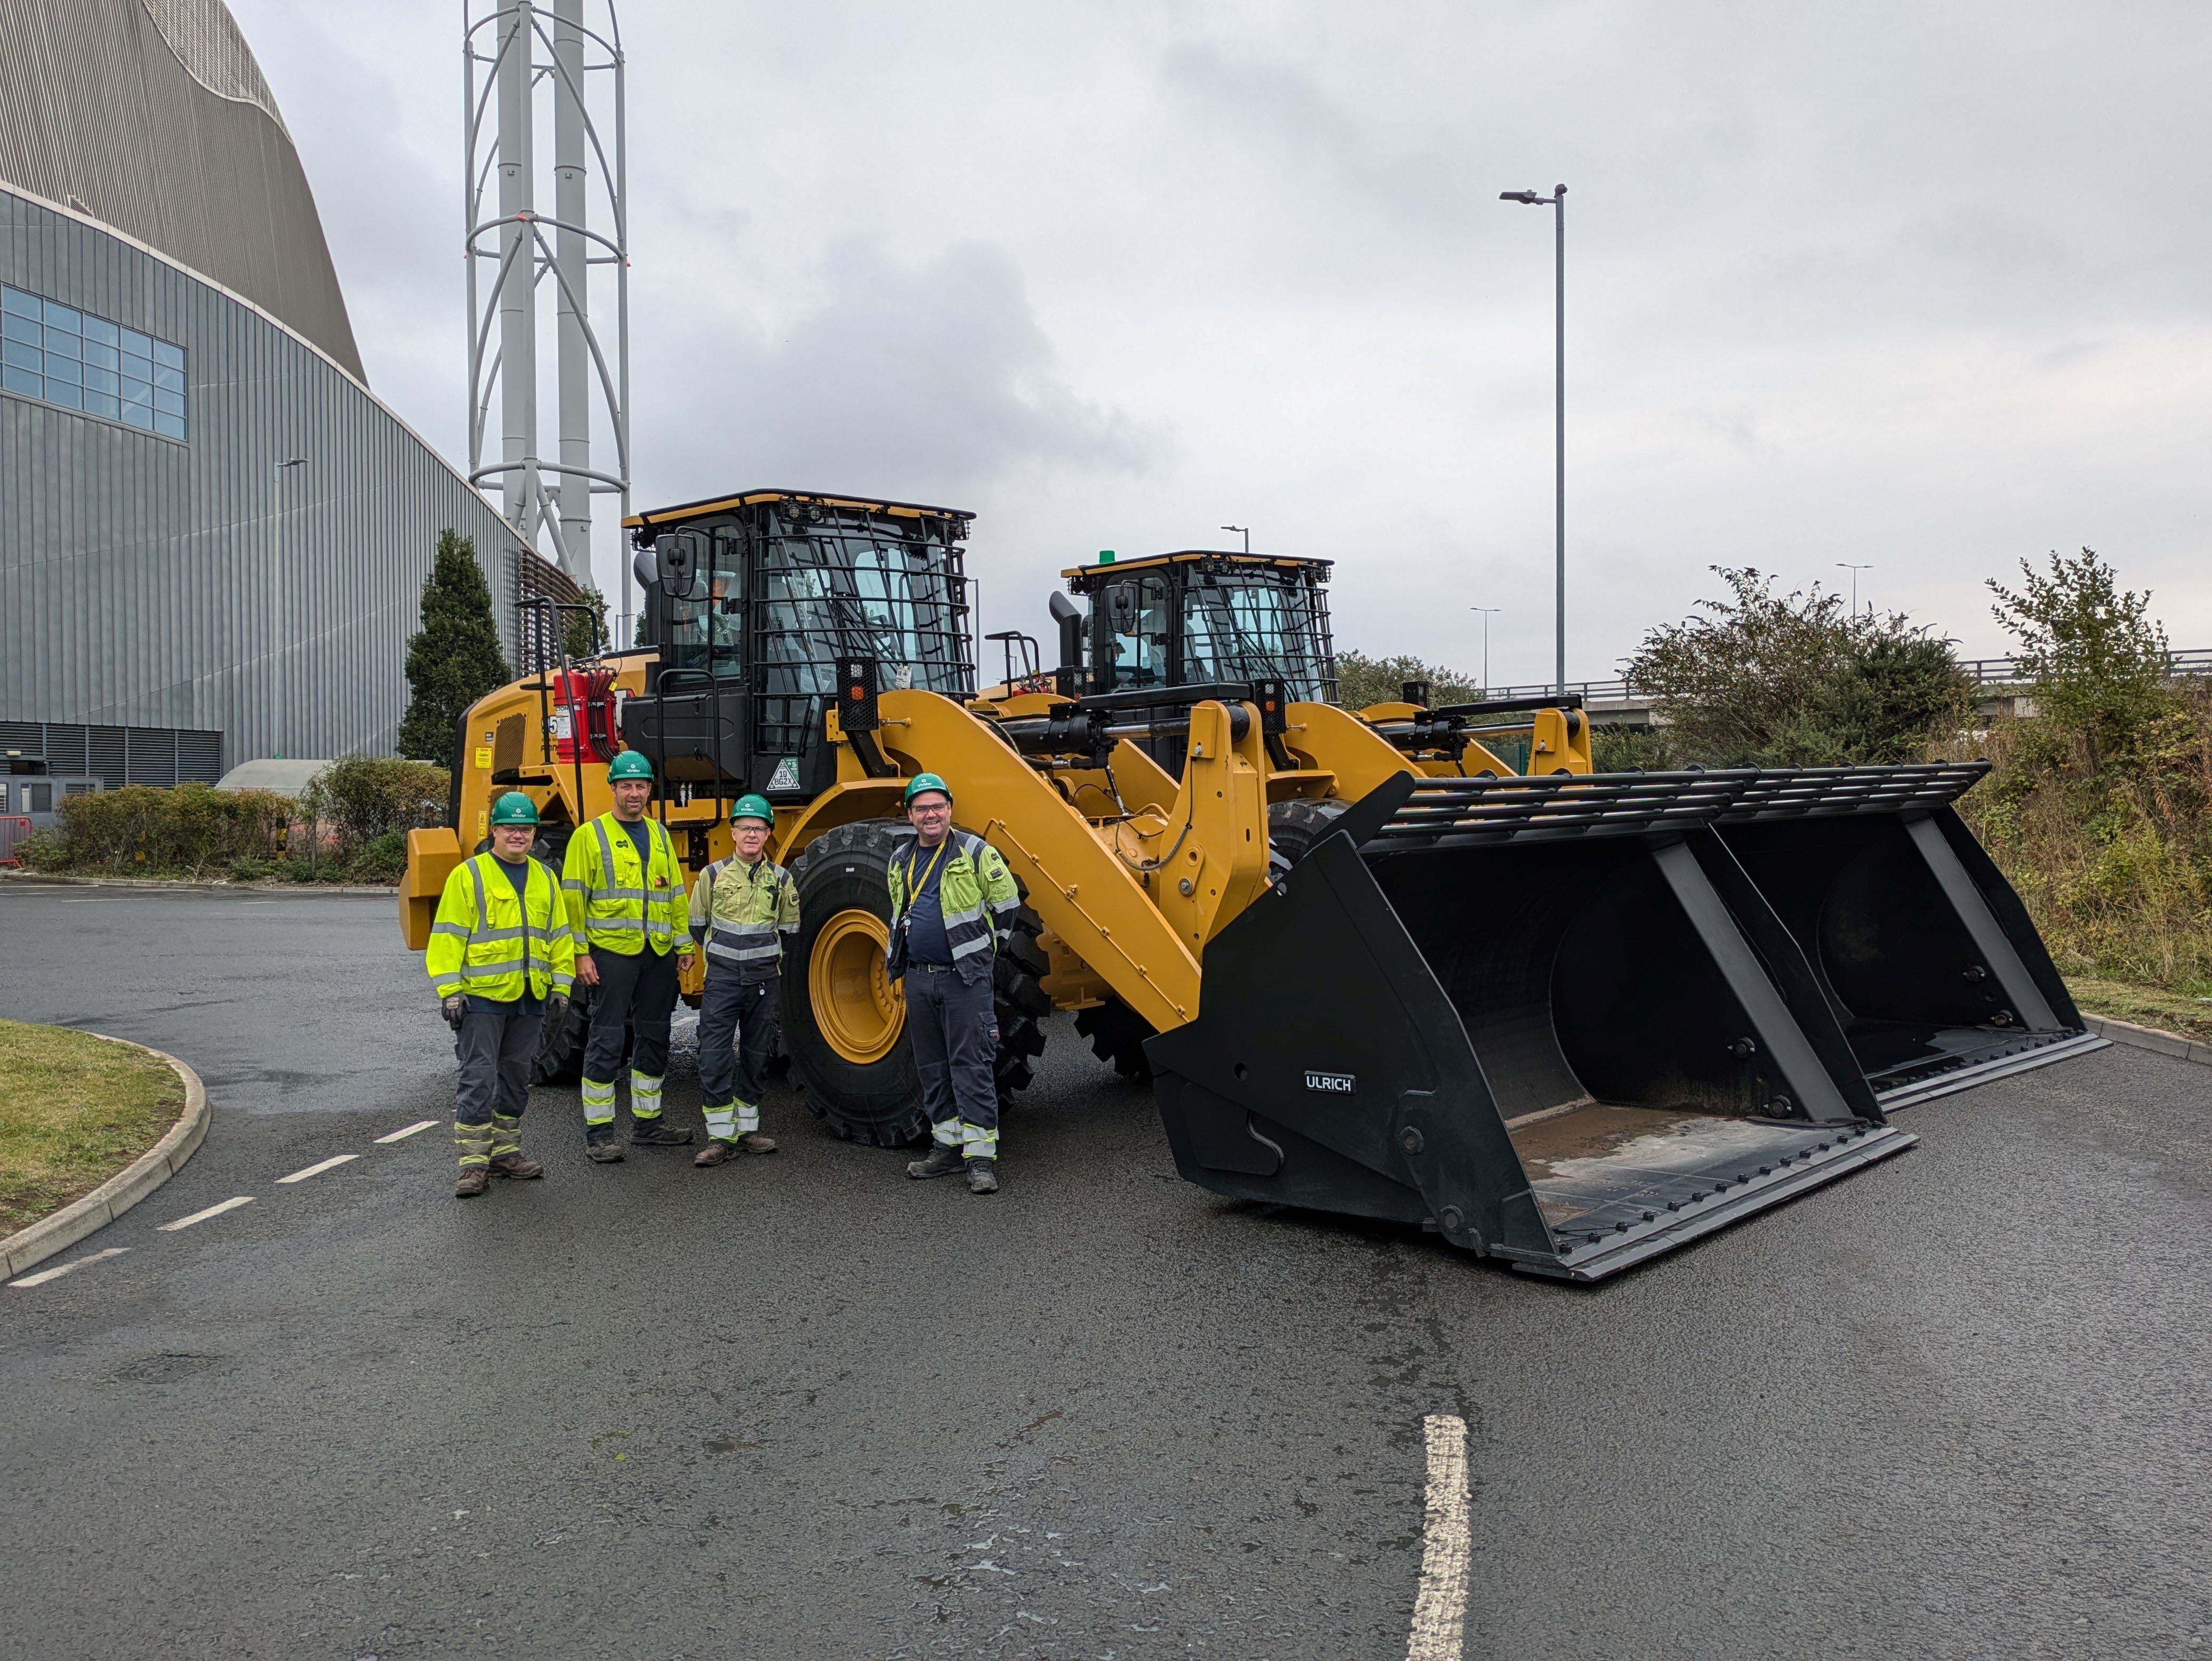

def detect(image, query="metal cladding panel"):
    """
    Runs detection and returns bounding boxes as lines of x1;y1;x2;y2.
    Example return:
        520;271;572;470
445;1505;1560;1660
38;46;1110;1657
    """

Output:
0;0;362;376
1;185;539;765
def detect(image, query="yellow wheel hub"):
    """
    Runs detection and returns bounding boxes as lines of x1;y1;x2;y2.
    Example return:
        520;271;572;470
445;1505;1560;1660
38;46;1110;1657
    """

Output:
809;908;904;1064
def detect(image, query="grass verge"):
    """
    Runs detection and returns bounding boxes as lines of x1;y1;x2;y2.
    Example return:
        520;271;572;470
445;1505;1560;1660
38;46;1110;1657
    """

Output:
0;1019;187;1235
2066;977;2212;1045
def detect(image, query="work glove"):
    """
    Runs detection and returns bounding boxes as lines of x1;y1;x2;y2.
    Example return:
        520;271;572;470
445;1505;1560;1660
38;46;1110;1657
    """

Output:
442;995;466;1031
546;993;570;1023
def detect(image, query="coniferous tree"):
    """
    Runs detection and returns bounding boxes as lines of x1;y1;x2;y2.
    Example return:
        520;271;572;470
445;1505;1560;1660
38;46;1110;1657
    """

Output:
397;532;511;761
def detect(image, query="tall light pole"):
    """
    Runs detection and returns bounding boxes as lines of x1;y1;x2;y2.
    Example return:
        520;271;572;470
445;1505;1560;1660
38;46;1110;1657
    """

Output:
1220;524;1250;554
1500;183;1566;695
1470;606;1501;693
1837;562;1872;614
272;455;307;758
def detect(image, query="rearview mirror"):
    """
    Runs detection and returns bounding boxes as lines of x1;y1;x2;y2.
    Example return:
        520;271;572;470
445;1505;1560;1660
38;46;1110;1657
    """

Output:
1106;587;1137;632
655;529;706;600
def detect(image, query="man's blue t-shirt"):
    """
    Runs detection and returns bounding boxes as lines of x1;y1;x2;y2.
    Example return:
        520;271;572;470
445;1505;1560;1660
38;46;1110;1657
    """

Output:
902;840;954;966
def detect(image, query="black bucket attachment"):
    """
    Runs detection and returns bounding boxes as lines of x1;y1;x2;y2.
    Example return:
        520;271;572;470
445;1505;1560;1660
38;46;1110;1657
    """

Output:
1149;766;2095;1281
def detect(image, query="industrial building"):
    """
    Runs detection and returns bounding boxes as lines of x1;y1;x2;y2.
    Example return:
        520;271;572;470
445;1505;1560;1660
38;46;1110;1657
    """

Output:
0;0;577;788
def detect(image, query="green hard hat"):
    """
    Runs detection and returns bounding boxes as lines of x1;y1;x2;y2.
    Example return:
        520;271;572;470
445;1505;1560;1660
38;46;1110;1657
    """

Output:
903;771;952;807
730;793;774;826
607;750;654;782
489;790;540;827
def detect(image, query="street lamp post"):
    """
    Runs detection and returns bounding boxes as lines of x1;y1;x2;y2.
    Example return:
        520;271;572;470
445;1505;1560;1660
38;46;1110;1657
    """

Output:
1499;183;1566;695
1470;606;1501;694
1220;524;1250;554
272;456;308;758
1836;562;1872;614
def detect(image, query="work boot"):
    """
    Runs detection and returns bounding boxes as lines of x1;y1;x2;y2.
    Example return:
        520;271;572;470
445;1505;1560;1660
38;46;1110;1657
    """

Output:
694;1139;735;1168
735;1132;778;1155
966;1157;1000;1196
907;1144;964;1180
585;1131;625;1163
455;1167;490;1198
629;1118;693;1147
489;1153;543;1180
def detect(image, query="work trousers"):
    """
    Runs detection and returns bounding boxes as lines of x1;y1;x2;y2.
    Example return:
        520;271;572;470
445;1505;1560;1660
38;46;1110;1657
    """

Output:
453;999;543;1169
698;971;779;1140
580;945;679;1134
903;962;1000;1159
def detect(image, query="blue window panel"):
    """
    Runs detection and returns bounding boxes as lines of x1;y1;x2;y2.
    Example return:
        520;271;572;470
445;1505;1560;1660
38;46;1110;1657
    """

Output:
85;390;120;420
82;316;119;347
121;399;154;429
121;374;152;402
43;380;82;410
84;340;118;370
1;364;40;395
45;356;82;386
122;356;152;388
152;339;184;371
154;411;186;439
153;362;183;392
1;338;40;372
41;299;82;333
42;329;81;361
153;386;184;417
83;365;119;394
121;327;152;358
1;312;39;346
0;287;39;319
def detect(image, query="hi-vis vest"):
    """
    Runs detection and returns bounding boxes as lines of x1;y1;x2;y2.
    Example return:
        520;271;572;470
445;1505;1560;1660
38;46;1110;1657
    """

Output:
562;813;690;955
688;853;800;977
427;853;576;1003
885;829;1021;980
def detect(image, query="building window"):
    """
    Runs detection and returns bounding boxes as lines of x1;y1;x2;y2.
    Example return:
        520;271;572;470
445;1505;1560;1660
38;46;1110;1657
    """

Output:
0;285;186;439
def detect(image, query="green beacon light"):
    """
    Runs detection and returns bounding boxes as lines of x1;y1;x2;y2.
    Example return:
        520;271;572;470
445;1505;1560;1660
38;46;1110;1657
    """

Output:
1097;549;1116;565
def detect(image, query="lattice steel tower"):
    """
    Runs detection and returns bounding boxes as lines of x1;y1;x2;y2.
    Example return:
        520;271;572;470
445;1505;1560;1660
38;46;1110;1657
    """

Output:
463;0;630;609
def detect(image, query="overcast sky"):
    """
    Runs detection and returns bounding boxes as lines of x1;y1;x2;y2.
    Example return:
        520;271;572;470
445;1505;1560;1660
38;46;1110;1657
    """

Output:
233;0;2212;683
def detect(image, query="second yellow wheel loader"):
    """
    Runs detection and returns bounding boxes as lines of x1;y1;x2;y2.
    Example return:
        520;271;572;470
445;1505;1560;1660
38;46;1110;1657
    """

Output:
401;488;2104;1280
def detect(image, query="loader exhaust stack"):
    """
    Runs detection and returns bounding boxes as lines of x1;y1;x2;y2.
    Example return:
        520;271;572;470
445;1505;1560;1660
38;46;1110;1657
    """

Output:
1147;764;2101;1281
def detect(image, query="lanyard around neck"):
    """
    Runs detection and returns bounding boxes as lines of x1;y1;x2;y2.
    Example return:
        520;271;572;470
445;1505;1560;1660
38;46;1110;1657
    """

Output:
905;837;950;900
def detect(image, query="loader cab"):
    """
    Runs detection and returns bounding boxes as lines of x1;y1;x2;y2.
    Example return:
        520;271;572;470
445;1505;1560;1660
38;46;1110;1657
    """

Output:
623;489;976;804
1058;551;1336;768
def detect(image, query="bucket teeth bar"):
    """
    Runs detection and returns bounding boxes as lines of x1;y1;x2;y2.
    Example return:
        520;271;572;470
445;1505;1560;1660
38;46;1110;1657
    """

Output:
1365;762;1993;850
1147;763;2100;1283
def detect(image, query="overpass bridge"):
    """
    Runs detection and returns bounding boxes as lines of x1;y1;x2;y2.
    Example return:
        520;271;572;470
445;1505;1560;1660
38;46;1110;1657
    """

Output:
1472;648;2212;728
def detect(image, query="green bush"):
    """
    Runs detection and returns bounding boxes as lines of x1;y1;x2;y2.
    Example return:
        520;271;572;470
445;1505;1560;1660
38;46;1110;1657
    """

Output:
39;784;292;878
301;755;448;859
1626;567;1969;765
348;830;409;885
1332;650;1485;712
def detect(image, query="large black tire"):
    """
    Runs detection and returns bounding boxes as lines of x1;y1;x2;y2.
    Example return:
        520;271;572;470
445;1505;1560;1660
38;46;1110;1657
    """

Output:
531;979;593;1085
783;819;1050;1146
1074;997;1155;1083
1266;797;1350;876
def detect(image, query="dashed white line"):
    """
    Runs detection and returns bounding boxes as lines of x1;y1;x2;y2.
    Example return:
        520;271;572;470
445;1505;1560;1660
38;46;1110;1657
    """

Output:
9;1246;130;1288
276;1153;359;1184
374;1119;440;1144
156;1196;255;1231
1406;1413;1471;1661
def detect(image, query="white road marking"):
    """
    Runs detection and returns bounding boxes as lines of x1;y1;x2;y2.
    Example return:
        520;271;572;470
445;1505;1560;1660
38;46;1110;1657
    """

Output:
61;897;122;903
276;1154;359;1184
1406;1413;1471;1661
374;1119;440;1144
9;1247;130;1288
156;1196;255;1231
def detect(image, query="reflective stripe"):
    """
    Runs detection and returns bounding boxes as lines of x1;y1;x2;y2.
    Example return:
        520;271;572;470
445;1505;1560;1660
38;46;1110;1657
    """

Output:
431;920;471;940
703;1103;738;1141
580;1075;617;1126
630;1071;664;1118
431;976;464;997
735;1099;760;1134
960;1120;999;1158
931;1119;962;1148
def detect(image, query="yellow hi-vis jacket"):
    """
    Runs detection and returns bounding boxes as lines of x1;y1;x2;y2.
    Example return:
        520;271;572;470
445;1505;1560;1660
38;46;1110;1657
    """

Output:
562;812;692;957
426;853;577;1002
688;853;800;978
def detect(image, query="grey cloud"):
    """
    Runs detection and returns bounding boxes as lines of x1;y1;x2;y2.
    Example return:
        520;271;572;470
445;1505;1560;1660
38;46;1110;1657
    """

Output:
635;239;1163;508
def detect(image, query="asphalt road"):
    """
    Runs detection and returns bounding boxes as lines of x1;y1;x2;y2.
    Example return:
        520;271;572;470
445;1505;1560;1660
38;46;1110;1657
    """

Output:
2;878;2209;1660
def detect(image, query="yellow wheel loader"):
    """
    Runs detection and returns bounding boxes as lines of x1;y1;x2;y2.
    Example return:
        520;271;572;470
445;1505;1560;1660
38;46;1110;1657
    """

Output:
401;490;2103;1280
